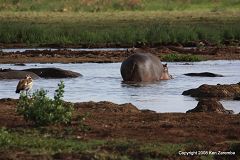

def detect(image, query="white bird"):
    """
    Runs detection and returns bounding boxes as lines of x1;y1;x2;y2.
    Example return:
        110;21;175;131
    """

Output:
16;75;33;94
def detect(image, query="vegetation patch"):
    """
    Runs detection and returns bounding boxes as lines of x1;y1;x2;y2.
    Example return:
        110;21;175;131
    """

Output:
17;81;73;126
2;128;236;160
0;11;239;46
0;127;105;154
0;128;190;159
161;53;203;62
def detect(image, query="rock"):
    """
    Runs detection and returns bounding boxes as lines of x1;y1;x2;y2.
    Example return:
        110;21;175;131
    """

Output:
182;83;240;99
184;72;223;77
141;109;156;113
0;68;11;72
74;101;140;113
182;63;192;65
0;70;40;80
187;99;233;114
23;68;82;78
0;98;17;103
233;94;240;100
119;103;140;113
0;98;18;105
14;63;26;66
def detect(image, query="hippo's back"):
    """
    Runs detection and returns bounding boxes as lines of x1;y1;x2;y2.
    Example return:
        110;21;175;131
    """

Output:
120;52;163;82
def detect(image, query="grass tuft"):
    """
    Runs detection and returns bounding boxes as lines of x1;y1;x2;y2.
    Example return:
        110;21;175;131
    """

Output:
161;53;203;62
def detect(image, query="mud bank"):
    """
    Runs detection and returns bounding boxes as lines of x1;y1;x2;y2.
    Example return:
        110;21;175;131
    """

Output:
183;82;240;100
0;98;239;143
0;46;240;64
0;98;239;159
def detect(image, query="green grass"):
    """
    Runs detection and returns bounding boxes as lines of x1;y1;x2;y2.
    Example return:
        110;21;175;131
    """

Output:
0;11;239;46
1;127;239;159
161;53;204;62
0;127;187;159
143;0;240;12
0;0;240;12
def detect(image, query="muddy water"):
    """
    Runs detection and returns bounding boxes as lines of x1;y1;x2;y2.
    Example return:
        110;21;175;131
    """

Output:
0;60;239;113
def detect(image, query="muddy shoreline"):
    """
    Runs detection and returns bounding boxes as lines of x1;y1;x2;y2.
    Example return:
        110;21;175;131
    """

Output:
0;98;239;143
1;45;240;64
0;98;239;159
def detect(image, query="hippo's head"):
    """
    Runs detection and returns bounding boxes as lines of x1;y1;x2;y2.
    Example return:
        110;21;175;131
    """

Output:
160;63;173;80
163;63;169;73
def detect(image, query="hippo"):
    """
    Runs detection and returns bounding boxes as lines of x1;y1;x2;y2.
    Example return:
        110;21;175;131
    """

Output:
120;52;164;82
23;68;82;78
0;68;81;80
0;70;40;80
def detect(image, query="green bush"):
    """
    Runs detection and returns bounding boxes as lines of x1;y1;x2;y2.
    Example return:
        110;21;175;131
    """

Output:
17;81;73;126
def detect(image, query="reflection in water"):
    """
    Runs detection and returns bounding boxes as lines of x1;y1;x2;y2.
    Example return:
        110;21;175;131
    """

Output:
0;60;240;113
121;82;160;88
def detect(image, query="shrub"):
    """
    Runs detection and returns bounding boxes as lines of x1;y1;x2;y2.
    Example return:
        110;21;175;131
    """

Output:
17;81;73;126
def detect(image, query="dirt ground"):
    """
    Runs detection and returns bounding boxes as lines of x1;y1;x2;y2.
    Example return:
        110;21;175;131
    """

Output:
0;99;239;153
